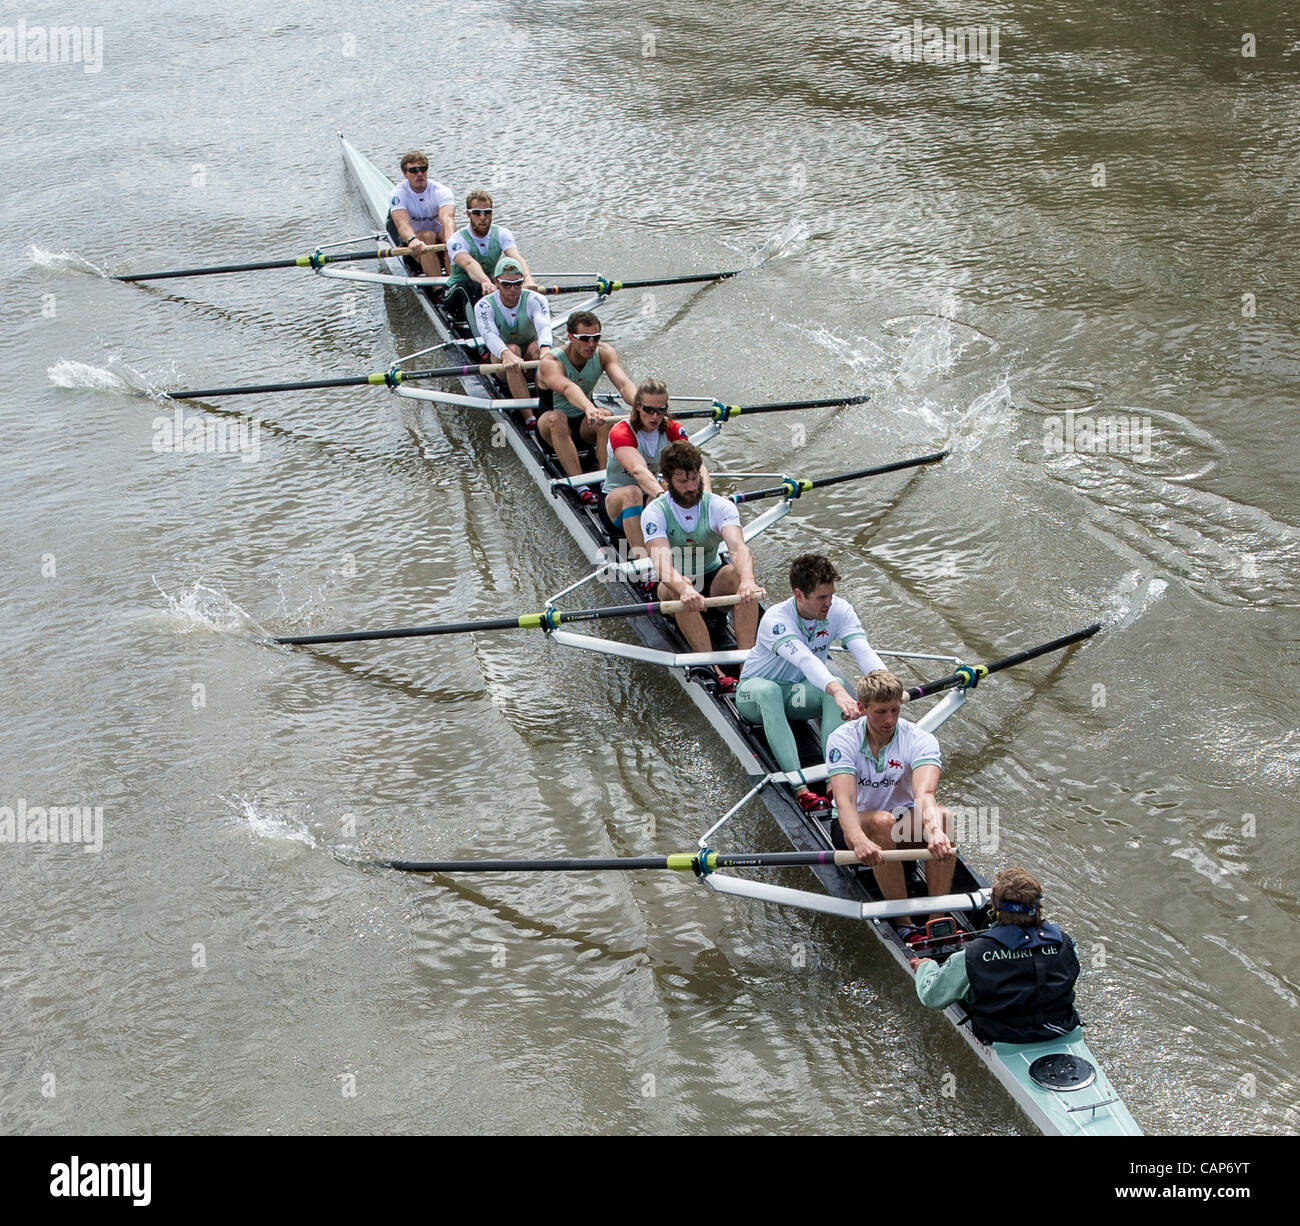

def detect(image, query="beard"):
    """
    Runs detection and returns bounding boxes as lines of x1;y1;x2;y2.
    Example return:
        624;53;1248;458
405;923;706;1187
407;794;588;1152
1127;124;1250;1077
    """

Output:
672;482;703;509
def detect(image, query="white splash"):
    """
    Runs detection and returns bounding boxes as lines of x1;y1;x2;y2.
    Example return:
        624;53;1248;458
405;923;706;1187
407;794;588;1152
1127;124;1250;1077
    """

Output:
47;359;135;392
1103;570;1169;629
153;577;273;638
28;244;108;276
226;794;319;849
750;217;811;265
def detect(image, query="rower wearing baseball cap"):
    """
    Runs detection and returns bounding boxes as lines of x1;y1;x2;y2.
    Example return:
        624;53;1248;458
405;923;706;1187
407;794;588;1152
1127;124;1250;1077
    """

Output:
474;256;554;400
442;188;536;333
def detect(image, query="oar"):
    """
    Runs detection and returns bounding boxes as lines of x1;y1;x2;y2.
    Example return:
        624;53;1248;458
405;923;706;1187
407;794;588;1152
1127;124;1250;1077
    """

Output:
672;394;872;422
904;624;1102;699
728;449;950;504
162;360;540;401
275;593;747;647
537;269;742;296
115;244;444;283
387;847;931;874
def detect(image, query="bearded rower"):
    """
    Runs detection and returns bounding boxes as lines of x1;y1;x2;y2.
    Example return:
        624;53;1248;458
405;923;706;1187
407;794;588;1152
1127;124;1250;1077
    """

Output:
599;378;702;559
825;669;957;937
441;188;534;330
473;256;553;400
640;441;761;691
736;554;886;819
536;311;637;496
388;151;455;276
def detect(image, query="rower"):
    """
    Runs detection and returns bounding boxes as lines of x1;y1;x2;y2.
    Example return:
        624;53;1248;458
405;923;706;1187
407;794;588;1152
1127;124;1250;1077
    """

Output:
640;441;761;690
388;151;455;276
736;554;886;819
441;189;535;332
535;311;637;496
599;378;697;561
474;256;553;400
825;668;957;935
912;866;1084;1045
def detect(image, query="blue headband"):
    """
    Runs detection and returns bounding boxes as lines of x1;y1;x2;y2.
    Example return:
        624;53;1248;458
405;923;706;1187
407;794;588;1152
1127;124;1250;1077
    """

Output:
997;897;1040;915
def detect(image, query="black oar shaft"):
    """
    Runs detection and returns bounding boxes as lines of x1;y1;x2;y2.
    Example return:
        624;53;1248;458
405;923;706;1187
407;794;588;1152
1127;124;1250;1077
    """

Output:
116;246;410;283
906;624;1102;701
386;849;926;874
730;449;949;505
540;269;741;295
671;394;872;422
165;360;517;401
274;594;741;647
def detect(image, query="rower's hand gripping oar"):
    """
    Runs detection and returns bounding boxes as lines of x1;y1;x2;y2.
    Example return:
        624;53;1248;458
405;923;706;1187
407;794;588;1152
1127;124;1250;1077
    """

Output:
115;244;445;283
275;593;750;648
535;269;742;296
161;360;540;401
727;449;950;505
385;847;931;875
904;623;1103;700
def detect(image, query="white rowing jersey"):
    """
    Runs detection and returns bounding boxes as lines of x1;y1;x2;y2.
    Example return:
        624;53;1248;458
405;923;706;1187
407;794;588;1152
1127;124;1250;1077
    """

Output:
447;224;517;268
389;178;454;234
640;492;738;544
825;717;941;814
739;595;883;690
474;291;553;358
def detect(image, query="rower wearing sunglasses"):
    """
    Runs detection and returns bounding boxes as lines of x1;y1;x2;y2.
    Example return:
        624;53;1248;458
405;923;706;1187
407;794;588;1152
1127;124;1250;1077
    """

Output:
535;311;638;497
473;256;554;400
441;188;536;332
388;151;455;277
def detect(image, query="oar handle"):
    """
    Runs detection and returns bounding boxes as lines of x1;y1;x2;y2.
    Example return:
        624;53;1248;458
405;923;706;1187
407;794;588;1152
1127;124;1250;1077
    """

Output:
654;592;747;615
835;849;931;864
472;360;540;375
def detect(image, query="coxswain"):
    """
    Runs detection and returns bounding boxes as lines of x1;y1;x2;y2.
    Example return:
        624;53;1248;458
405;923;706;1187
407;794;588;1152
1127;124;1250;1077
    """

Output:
535;311;637;496
737;554;886;819
388;152;455;276
640;441;761;690
824;668;957;934
441;189;535;331
473;256;553;400
912;866;1084;1045
599;378;698;559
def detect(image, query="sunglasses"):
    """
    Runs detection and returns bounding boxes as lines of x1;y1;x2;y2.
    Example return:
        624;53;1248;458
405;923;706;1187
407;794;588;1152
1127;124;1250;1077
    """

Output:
497;277;525;288
405;166;429;174
468;207;493;216
571;332;601;342
639;404;667;414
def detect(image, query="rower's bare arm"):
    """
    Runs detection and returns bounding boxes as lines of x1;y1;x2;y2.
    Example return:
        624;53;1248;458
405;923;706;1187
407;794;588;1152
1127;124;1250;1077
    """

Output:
913;764;955;860
616;446;663;499
438;203;456;241
701;463;713;494
536;354;568;394
390;207;418;245
648;537;701;608
719;525;761;602
829;775;883;865
601;347;638;405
